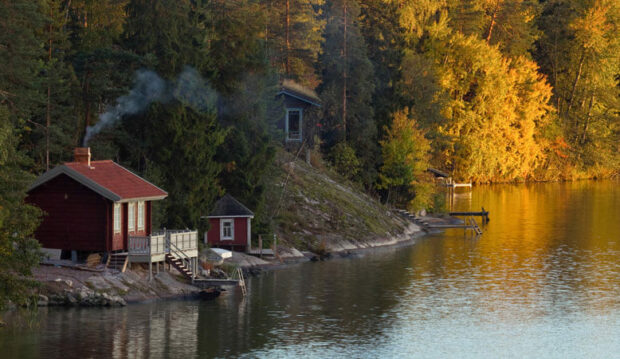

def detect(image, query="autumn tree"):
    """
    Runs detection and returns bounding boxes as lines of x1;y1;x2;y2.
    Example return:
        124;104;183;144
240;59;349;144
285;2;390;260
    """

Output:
378;108;431;209
536;0;620;177
396;5;553;182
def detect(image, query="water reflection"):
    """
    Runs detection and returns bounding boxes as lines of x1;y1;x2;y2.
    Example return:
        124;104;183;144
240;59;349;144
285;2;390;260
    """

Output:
1;181;619;358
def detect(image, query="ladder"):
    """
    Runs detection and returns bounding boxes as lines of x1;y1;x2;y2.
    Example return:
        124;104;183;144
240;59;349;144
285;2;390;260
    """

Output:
467;216;483;235
233;267;247;296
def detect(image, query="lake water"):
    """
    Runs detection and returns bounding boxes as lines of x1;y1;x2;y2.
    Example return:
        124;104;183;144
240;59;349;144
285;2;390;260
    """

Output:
2;181;619;358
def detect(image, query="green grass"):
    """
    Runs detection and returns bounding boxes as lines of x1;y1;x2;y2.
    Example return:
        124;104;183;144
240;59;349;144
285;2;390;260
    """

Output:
264;149;407;250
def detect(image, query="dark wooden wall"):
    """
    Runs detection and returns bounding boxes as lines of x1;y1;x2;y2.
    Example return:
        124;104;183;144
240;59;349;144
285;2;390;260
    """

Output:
27;174;109;251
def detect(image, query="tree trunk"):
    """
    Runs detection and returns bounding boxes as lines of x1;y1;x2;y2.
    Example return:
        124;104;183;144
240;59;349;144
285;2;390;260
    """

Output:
485;0;501;44
46;6;53;170
342;0;348;142
285;0;290;75
83;72;91;142
580;95;594;144
566;50;585;115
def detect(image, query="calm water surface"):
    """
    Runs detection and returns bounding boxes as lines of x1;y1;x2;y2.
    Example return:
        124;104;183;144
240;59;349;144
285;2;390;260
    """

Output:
2;181;619;358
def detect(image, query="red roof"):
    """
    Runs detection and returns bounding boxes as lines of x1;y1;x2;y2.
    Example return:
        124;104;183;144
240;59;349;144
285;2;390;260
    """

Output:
63;160;167;201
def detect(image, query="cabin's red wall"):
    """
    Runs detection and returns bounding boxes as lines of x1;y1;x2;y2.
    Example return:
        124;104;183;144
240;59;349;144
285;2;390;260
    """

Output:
110;201;150;251
234;218;248;245
207;219;221;244
206;218;249;249
27;174;108;251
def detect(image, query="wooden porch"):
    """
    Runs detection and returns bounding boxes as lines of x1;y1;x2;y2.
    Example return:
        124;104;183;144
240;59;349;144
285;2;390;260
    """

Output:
128;229;200;281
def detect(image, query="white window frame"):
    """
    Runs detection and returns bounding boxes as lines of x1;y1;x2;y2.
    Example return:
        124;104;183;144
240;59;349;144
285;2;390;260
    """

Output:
220;219;234;241
285;108;302;142
137;201;145;230
113;203;121;233
128;202;135;232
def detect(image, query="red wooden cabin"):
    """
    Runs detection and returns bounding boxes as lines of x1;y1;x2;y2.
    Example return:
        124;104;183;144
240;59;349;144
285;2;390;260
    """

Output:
27;148;167;255
205;194;254;252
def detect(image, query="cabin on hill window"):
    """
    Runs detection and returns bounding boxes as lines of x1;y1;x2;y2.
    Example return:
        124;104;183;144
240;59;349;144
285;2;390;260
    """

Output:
286;109;302;141
276;79;321;145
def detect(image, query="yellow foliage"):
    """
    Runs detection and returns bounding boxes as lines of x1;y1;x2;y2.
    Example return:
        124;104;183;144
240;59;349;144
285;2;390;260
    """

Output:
427;32;553;182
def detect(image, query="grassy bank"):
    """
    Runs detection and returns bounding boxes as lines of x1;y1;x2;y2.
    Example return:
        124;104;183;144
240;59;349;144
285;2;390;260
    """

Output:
262;149;413;253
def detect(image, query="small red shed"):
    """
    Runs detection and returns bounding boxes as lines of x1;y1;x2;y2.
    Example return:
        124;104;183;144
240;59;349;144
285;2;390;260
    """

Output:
205;194;254;252
27;147;167;254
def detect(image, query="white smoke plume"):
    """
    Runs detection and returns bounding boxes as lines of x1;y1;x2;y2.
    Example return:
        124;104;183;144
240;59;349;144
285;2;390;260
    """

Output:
83;66;216;145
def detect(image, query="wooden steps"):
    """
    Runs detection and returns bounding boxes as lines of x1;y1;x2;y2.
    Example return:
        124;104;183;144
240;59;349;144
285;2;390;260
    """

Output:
165;253;194;280
106;253;128;272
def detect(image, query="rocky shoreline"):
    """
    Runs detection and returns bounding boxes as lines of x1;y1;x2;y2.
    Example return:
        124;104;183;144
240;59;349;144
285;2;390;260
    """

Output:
29;217;446;308
32;263;205;308
228;221;428;273
37;285;126;307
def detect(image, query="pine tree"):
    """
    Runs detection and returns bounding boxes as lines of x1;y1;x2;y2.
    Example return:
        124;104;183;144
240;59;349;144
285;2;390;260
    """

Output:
122;104;225;232
0;106;42;313
0;0;44;122
318;0;377;186
27;0;81;171
66;0;135;144
359;0;405;137
264;0;324;85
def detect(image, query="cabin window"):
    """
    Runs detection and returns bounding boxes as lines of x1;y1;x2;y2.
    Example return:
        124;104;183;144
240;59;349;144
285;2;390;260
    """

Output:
286;109;302;141
128;202;135;232
138;201;145;230
221;219;234;240
113;203;121;233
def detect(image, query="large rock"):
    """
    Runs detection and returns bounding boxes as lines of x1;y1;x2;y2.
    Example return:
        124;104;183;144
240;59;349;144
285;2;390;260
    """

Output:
37;294;49;307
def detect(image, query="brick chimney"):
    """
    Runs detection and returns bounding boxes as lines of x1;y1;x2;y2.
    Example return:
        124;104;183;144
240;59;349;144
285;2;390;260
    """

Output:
74;147;91;166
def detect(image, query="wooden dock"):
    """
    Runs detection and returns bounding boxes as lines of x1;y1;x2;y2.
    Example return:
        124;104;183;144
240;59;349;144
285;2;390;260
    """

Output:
192;278;239;288
427;216;482;235
445;182;472;188
395;209;483;236
449;207;489;223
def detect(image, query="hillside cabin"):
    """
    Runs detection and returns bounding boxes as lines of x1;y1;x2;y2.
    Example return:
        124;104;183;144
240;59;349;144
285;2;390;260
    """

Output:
27;147;167;258
276;79;321;144
205;194;254;252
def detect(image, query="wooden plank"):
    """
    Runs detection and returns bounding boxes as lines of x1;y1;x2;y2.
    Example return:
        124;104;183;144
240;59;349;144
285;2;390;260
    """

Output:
449;211;488;216
426;224;477;229
192;279;239;287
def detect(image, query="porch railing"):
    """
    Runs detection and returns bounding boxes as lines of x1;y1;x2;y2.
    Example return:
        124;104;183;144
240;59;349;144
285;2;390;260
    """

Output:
128;230;197;258
168;230;198;252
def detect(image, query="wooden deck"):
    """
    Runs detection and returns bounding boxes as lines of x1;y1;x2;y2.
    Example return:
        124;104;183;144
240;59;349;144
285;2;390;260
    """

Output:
396;209;483;235
445;182;472;188
128;230;199;263
449;208;490;223
128;230;200;281
192;278;240;288
247;248;275;256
